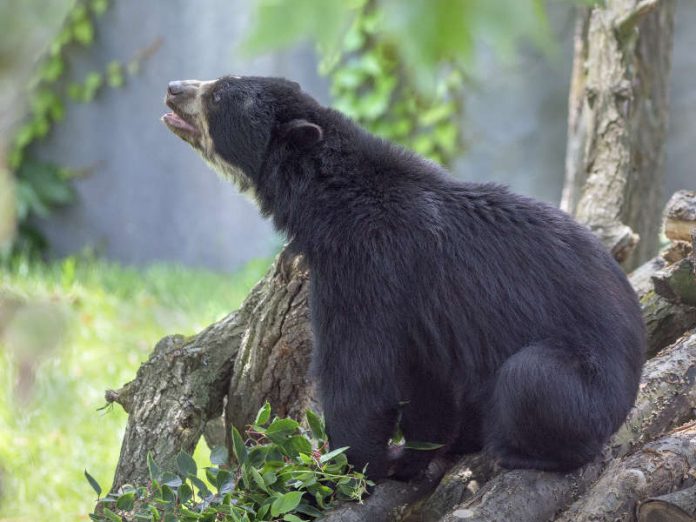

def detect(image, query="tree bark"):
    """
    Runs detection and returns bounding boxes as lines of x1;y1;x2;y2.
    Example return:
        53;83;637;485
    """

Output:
321;457;457;522
557;421;696;522
560;0;676;269
225;252;316;434
638;485;696;522
664;190;696;243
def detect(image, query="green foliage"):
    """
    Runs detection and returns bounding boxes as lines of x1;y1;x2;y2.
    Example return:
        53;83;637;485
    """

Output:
322;1;466;166
245;0;568;166
8;0;148;256
9;0;110;171
0;255;271;522
87;404;371;521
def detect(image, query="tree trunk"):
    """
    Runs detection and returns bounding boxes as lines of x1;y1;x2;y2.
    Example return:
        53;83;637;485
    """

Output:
106;251;317;492
561;0;676;269
225;252;316;434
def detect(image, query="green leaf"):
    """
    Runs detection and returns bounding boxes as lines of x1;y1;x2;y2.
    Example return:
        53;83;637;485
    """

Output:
266;418;300;444
254;401;272;426
116;491;135;510
178;483;193;504
319;446;349;463
270;491;304;517
305;409;325;441
91;0;109;16
161;472;182;488
83;71;103;100
189;475;212;499
262;470;277;486
176;451;197;477
287;435;313;456
249;466;267;492
295;503;324;518
160;484;176;502
209;445;228;466
231;426;248;465
403;441;445;451
84;469;102;497
73;18;94;45
106;61;125;88
216;469;234;494
101;507;123;522
283;515;304;522
147;452;161;482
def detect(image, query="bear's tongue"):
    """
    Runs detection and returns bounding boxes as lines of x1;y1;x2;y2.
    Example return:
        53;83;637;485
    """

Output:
162;112;198;135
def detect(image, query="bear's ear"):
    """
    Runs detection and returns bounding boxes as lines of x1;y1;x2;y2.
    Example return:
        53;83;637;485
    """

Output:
281;119;323;149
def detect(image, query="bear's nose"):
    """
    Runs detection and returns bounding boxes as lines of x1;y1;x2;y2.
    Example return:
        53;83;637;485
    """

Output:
168;81;185;95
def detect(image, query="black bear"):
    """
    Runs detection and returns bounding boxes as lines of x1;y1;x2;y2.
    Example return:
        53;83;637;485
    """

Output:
162;76;645;481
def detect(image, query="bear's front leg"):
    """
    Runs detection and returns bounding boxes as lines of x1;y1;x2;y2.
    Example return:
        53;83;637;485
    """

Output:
321;390;399;481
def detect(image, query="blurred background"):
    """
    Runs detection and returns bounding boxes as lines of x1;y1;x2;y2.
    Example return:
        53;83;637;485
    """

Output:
0;0;694;520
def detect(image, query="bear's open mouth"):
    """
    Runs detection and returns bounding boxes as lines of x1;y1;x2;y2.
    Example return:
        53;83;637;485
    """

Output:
162;111;199;139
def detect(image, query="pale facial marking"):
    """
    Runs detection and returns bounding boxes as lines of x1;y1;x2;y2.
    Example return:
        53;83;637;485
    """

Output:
163;78;255;195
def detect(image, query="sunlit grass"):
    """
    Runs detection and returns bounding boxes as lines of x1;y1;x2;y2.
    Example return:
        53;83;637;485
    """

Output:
0;255;270;521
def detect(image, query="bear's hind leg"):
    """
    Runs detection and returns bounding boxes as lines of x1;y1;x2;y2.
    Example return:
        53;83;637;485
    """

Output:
485;341;615;472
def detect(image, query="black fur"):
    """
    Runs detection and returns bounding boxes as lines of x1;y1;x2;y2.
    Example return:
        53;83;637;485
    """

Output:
203;76;645;480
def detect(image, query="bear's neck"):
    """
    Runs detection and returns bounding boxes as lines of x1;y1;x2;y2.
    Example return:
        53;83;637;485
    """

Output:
255;116;449;260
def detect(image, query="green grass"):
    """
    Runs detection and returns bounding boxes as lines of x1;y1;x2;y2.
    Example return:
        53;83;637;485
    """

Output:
0;255;271;521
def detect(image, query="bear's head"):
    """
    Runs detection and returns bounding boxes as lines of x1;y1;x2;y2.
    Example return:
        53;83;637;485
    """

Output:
162;75;324;194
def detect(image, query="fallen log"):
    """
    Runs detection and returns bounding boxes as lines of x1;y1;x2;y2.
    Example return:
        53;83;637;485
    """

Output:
638;485;696;522
557;421;696;521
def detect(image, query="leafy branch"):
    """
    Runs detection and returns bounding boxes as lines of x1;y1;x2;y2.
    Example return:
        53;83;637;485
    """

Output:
87;404;372;522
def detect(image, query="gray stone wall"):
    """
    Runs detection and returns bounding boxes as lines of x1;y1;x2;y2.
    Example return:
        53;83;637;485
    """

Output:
35;0;695;271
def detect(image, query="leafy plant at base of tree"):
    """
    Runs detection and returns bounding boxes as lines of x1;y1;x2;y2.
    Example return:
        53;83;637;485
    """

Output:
86;404;372;522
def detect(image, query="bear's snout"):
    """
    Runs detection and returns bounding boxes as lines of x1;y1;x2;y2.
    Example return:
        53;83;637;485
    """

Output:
166;80;202;108
167;81;186;96
162;79;207;142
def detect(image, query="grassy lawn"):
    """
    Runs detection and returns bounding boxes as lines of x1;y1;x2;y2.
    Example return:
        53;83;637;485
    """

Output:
0;256;270;521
